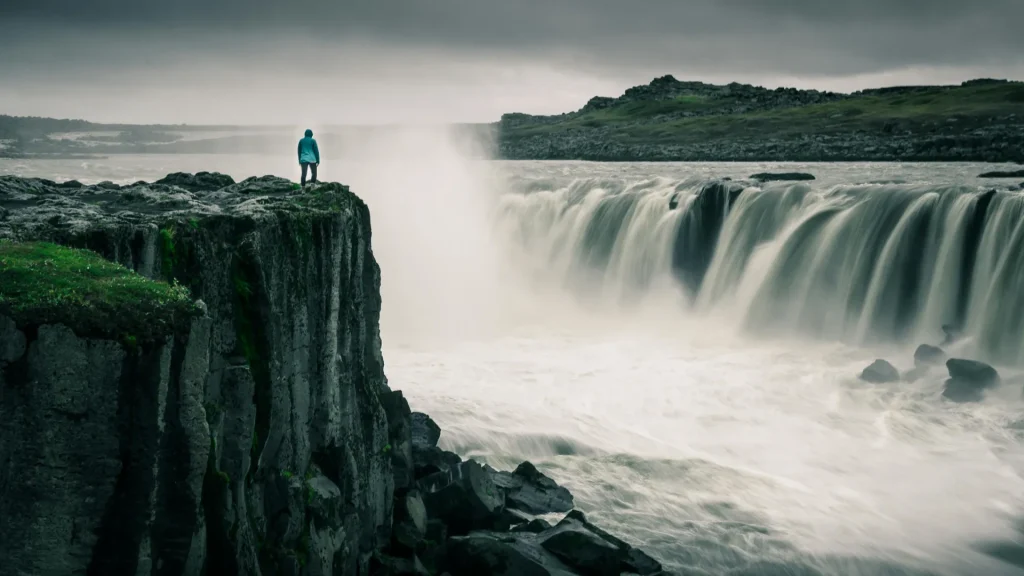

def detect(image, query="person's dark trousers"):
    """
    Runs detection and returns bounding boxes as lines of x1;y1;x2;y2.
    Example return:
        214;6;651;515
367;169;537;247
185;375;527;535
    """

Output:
300;162;318;186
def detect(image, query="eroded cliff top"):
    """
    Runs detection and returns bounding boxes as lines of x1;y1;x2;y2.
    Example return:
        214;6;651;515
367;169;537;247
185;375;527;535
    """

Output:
0;241;199;344
0;172;362;241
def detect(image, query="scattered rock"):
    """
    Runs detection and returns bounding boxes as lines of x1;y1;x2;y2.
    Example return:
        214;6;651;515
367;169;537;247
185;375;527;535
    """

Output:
750;172;816;182
860;359;900;383
540;525;622;576
488;462;574;515
442;532;574;576
392;489;429;553
412;412;442;449
413;445;463;480
420;461;505;535
513;519;553;534
542;510;664;575
943;358;1001;402
914;344;947;367
978;169;1024;178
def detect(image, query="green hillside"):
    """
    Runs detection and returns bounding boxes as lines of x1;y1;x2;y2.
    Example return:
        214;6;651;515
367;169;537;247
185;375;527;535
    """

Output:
499;78;1024;162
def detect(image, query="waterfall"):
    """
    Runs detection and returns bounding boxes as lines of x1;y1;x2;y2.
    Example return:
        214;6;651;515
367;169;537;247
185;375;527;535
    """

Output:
496;176;1024;364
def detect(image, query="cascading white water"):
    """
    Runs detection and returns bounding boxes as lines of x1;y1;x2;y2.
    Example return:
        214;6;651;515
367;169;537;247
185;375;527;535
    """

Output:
497;176;1024;365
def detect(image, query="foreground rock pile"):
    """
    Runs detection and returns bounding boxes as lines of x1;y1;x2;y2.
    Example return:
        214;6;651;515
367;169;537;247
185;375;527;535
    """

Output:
375;403;667;575
0;173;668;576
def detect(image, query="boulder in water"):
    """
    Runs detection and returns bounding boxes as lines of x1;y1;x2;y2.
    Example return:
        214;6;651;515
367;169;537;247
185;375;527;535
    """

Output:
441;531;570;576
943;358;1000;402
750;172;816;182
860;359;900;383
488;461;574;515
914;344;947;368
541;510;664;575
978;169;1024;178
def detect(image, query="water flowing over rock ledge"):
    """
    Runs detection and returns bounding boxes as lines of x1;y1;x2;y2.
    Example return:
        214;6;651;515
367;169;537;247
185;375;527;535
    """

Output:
0;174;669;576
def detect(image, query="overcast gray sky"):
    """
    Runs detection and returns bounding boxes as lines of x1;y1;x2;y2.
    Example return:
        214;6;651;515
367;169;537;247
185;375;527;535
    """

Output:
1;0;1022;124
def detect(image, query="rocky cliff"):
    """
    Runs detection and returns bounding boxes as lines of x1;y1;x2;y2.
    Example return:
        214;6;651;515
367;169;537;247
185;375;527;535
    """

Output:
0;173;670;576
1;174;392;575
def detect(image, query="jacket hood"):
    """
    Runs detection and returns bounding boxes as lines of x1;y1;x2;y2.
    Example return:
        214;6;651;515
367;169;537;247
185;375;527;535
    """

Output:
304;129;313;137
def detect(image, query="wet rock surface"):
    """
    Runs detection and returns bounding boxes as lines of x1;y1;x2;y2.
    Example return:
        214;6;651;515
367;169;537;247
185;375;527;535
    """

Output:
0;172;670;575
914;344;948;368
750;172;816;182
943;358;1001;402
860;359;900;383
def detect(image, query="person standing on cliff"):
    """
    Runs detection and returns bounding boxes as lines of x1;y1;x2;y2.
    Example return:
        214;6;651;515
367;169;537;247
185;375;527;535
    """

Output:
298;129;320;186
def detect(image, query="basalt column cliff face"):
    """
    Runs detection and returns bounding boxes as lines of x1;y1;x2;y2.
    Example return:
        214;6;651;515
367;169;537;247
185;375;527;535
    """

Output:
0;174;393;575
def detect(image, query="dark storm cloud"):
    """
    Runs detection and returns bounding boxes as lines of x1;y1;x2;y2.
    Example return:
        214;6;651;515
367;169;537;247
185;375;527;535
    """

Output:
2;0;1022;76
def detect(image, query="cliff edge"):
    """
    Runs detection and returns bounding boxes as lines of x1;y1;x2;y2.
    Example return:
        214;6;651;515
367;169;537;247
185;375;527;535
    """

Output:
0;173;671;576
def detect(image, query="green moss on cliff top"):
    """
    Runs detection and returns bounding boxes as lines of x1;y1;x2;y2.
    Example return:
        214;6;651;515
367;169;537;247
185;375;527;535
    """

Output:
0;241;199;344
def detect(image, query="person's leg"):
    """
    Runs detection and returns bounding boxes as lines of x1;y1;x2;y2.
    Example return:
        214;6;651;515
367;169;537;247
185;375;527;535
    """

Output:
301;162;308;186
310;163;318;183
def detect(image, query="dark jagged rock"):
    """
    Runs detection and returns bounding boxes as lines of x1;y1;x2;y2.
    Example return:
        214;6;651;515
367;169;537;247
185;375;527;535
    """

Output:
550;511;664;575
943;358;1001;402
513;519;553;534
978;169;1024;178
488;462;574;515
914;344;947;367
441;532;575;576
419;461;505;535
154;171;236;192
540;526;621;576
750;172;816;182
382;390;416;493
372;553;431;576
413;445;463;480
860;359;900;383
412;412;442;448
393;490;429;552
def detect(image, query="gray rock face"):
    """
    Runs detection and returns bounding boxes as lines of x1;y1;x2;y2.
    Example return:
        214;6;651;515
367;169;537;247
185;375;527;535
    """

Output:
420;461;505;535
914;344;947;367
412;412;442;449
488;462;574;516
0;174;391;575
943;358;1001;402
860;359;900;383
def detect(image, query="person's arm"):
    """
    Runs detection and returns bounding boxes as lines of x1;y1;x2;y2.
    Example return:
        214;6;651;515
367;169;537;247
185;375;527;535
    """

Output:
313;140;320;164
297;140;302;163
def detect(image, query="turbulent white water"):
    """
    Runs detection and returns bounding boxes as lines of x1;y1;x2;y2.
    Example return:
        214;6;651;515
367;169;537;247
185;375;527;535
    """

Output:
4;138;1024;575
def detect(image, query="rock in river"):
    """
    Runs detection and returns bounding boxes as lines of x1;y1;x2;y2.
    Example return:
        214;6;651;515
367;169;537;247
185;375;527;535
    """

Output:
943;358;1001;402
860;359;900;383
750;172;816;182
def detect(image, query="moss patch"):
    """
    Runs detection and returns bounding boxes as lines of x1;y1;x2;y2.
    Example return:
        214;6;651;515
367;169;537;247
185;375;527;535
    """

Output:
0;241;199;344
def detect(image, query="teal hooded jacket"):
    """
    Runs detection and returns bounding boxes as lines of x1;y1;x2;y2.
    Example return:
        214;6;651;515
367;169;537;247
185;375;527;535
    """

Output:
297;129;320;164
